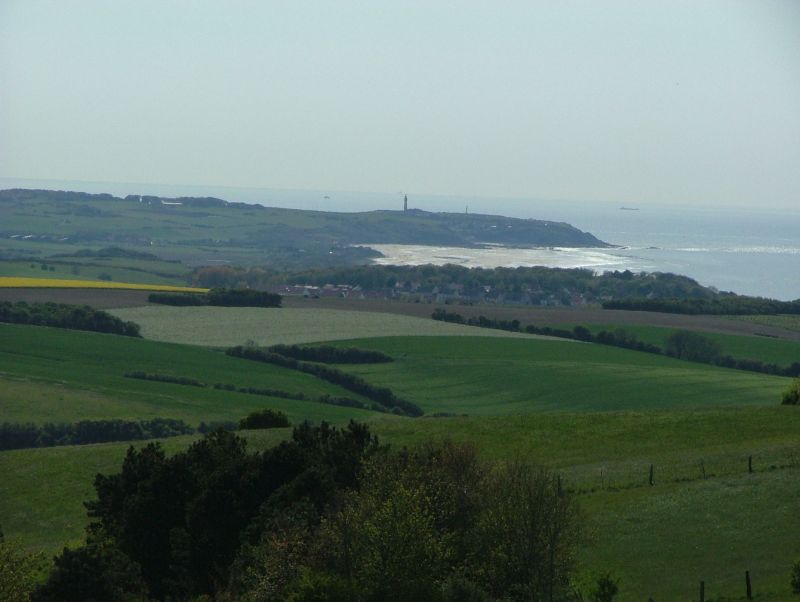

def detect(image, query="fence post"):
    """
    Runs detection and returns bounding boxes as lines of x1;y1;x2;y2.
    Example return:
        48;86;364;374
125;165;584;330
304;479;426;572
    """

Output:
649;463;654;486
748;455;753;473
700;580;705;602
745;570;752;600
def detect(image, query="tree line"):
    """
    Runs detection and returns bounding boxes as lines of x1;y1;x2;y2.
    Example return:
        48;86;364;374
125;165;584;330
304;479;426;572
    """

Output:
124;371;371;411
0;418;193;451
433;309;800;378
227;345;424;416
31;423;589;602
603;297;800;315
1;409;296;452
148;288;282;308
268;344;393;364
190;263;720;303
0;301;141;337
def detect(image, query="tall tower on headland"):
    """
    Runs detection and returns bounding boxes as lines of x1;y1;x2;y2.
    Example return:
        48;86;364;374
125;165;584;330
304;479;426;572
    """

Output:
404;194;408;212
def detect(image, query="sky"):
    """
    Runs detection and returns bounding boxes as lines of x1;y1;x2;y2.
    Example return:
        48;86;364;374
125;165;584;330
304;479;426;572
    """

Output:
1;1;799;209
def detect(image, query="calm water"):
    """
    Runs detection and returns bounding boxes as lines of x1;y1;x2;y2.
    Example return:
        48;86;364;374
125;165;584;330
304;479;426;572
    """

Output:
3;178;799;300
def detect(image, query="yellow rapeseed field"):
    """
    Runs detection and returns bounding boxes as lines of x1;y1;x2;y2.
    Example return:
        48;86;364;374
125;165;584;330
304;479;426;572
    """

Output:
0;277;207;293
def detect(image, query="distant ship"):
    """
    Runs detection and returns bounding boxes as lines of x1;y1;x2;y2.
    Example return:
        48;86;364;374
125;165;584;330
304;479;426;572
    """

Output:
619;206;640;211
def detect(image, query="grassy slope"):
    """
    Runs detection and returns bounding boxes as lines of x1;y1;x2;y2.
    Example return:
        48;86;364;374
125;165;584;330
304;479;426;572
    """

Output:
2;326;799;599
328;336;790;414
572;323;800;367
0;323;378;425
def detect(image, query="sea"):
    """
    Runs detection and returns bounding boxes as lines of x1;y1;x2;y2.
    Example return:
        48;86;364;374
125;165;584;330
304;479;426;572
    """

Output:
2;178;799;301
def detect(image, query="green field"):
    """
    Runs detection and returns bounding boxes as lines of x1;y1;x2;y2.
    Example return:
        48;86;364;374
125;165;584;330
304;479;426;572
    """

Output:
109;306;540;346
568;322;800;367
0;256;190;287
0;323;380;425
2;322;800;600
326;336;789;414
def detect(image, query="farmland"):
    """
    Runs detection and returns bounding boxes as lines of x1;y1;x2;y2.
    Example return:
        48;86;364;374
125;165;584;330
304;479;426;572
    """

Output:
326;336;789;414
109;306;543;346
733;313;800;333
282;295;800;341
0;255;191;287
0;276;205;292
0;323;380;425
3;299;800;599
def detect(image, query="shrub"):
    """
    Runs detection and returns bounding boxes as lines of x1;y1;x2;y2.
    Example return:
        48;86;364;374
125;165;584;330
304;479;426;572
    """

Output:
239;409;291;430
665;330;722;362
791;558;800;593
31;537;147;602
589;573;619;602
782;379;800;405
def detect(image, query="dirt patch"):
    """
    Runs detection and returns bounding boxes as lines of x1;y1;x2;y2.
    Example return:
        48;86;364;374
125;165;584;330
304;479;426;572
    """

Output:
0;288;152;308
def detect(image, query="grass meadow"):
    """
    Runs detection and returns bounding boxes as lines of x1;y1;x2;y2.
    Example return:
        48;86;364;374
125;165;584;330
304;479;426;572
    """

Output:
327;336;790;414
109;306;541;346
0;323;377;425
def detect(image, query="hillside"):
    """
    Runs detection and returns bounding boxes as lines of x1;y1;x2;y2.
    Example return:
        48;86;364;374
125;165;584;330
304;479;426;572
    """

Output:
0;188;608;271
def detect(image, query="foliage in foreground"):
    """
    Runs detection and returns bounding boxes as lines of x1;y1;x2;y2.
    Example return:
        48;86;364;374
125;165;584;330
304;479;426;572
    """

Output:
0;533;46;602
32;424;583;601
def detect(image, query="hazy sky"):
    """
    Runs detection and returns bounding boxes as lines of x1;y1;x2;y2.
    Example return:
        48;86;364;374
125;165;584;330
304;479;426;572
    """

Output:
1;1;799;208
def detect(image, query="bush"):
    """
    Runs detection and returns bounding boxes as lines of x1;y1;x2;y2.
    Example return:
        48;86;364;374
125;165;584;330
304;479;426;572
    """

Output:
782;379;800;406
665;330;722;362
589;573;619;602
32;538;147;602
791;558;800;594
239;409;291;430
